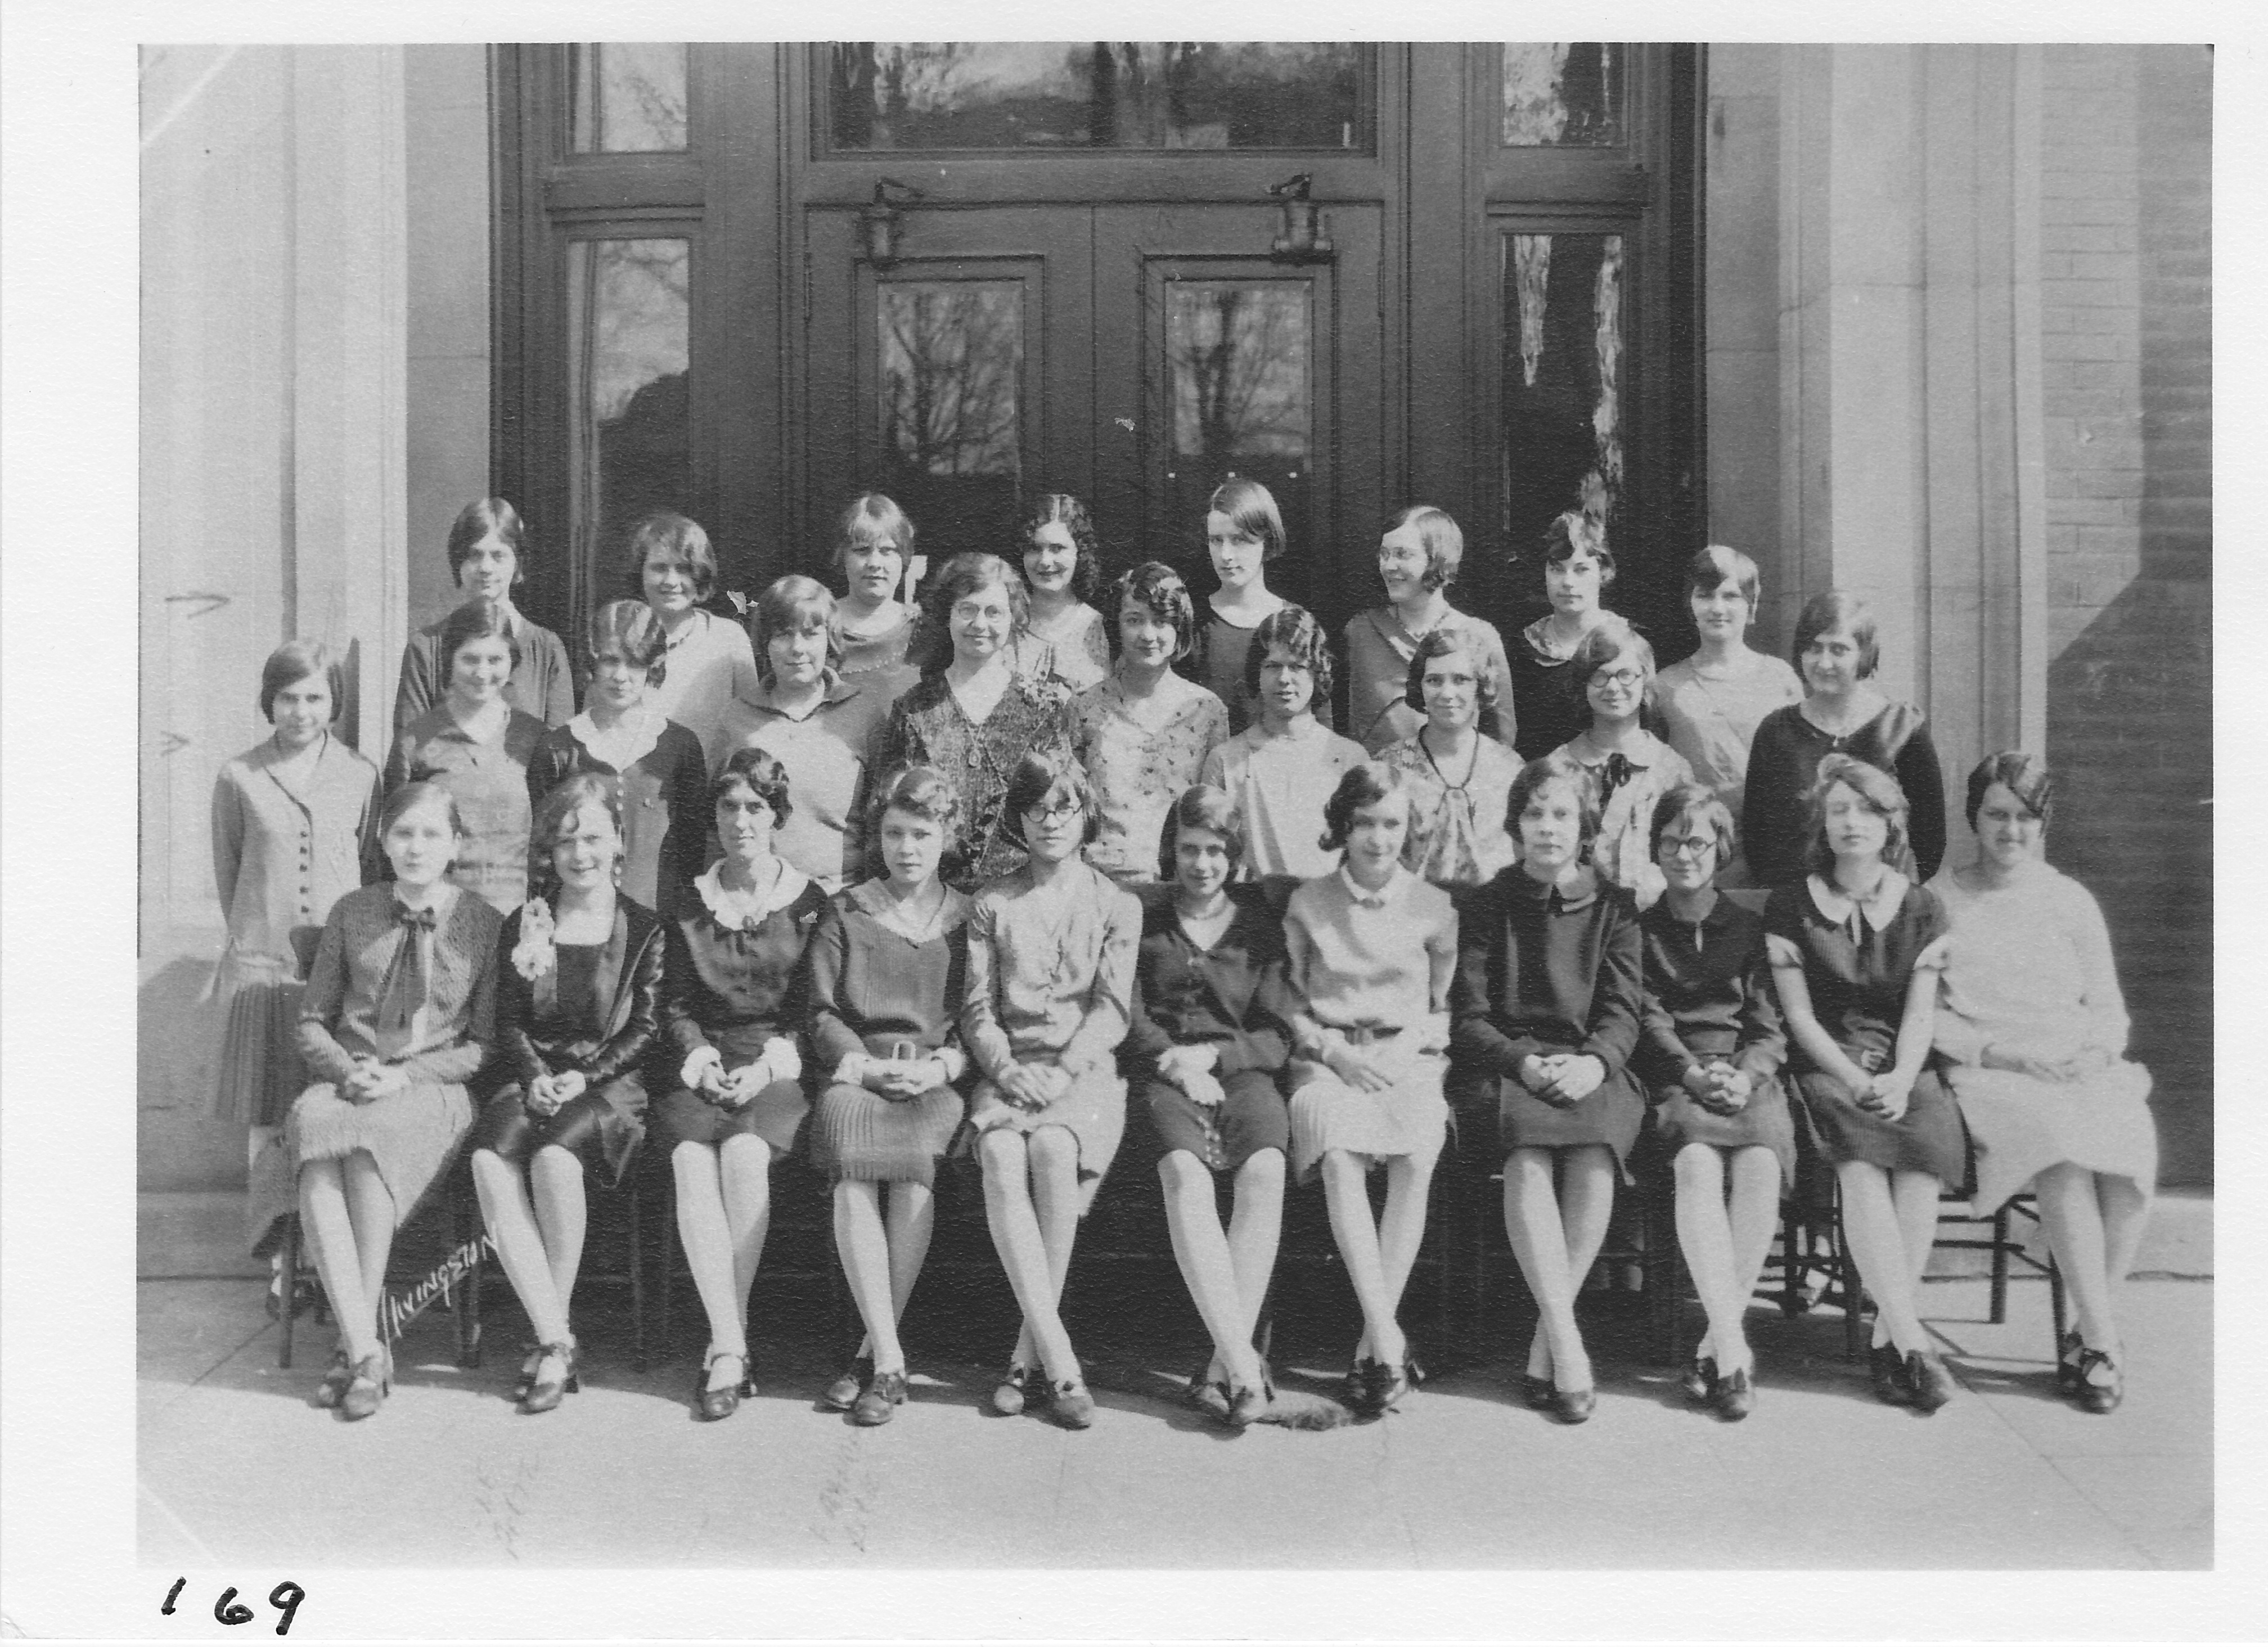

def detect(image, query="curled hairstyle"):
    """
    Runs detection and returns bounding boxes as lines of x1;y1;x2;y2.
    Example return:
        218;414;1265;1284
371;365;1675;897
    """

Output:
1570;614;1656;692
1158;783;1247;881
1318;760;1408;855
1403;626;1500;716
1208;477;1287;562
1803;753;1911;879
1791;590;1880;680
1385;505;1464;592
379;779;468;844
750;574;843;683
1105;561;1198;665
1001;753;1101;850
622;511;718;604
530;772;624;876
1243;604;1334;706
869;763;963;838
1649;782;1738;871
1541;510;1616;588
837;492;914;567
586;599;668;686
258;638;344;723
1965;750;2055;831
1505;753;1605;860
446;497;529;591
906;552;1030;676
438;597;522;678
1020;493;1104;605
712;746;794;828
1687;543;1761;609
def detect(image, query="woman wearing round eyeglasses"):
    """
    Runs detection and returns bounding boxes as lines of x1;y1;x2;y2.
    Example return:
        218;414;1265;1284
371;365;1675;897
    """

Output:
1550;616;1694;911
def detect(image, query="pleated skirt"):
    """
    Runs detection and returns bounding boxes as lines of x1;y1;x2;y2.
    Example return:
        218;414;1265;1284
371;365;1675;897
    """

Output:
811;1082;966;1186
285;1078;476;1230
1286;1053;1449;1185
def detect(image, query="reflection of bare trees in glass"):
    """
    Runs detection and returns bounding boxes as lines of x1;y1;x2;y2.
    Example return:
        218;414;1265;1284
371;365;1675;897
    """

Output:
570;43;688;152
1168;284;1308;476
880;284;1023;478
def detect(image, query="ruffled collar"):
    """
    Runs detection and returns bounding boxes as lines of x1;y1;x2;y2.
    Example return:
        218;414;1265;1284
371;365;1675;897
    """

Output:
1807;869;1910;936
568;705;665;772
695;860;811;930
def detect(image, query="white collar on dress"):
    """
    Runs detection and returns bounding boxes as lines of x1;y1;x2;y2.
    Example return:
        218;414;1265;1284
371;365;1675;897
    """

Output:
567;704;664;769
1563;729;1670;770
1337;863;1410;909
1807;869;1910;935
694;860;811;930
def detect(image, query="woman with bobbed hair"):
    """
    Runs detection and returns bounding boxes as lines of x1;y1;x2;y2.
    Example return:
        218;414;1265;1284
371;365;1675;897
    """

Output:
1123;786;1295;1425
961;754;1141;1428
1551;616;1696;909
1198;604;1369;880
1284;761;1459;1419
525;600;708;918
1930;753;2157;1413
623;510;762;755
385;597;548;914
712;575;895;893
1450;753;1645;1424
1764;753;1963;1412
1508;510;1622;760
1743;590;1947;889
215;640;384;1271
650;748;832;1420
469;774;667;1414
828;492;921;685
1019;493;1113;692
394;498;574;735
1346;506;1514;754
1194;477;1293;735
1379;628;1522;886
876;552;1078;890
1072;561;1229;882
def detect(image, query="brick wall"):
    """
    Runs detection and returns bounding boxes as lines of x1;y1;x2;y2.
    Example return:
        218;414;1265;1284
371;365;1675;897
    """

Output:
2039;45;2212;1184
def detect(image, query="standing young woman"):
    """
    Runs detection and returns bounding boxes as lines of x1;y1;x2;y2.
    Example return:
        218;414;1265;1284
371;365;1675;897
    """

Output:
1636;786;1791;1420
214;641;382;1270
285;782;502;1418
1507;511;1621;761
1744;591;1947;890
1764;754;1964;1411
385;598;548;914
1550;618;1695;910
829;493;922;688
1019;493;1112;694
394;498;574;735
874;553;1078;890
710;577;894;892
1284;763;1459;1419
1931;753;2157;1412
1380;630;1523;887
1072;562;1229;884
623;511;762;757
1652;546;1803;887
1123;786;1294;1426
468;776;666;1414
1198;606;1369;880
961;756;1141;1429
525;601;708;919
806;766;972;1425
1344;506;1513;754
649;749;830;1420
1193;479;1292;736
1449;754;1646;1424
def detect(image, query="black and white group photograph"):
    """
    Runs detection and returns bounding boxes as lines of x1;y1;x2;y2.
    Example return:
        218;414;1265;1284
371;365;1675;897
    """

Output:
0;14;2244;1642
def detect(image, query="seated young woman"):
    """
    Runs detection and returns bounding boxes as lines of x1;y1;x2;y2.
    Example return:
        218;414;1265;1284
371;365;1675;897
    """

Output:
286;781;502;1419
805;766;974;1426
1283;762;1459;1419
1763;753;1964;1412
960;755;1142;1429
1448;753;1645;1424
467;775;665;1414
1122;785;1295;1428
1378;628;1522;886
648;748;831;1420
1635;785;1791;1420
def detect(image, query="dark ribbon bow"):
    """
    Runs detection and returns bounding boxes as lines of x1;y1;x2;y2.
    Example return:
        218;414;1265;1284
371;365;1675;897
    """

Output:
372;902;438;1060
1597;752;1636;803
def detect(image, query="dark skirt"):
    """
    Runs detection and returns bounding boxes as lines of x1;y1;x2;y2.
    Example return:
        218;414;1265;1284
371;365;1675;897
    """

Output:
1794;1066;1966;1184
1497;1066;1646;1175
1649;1077;1799;1192
470;1075;647;1189
811;1081;965;1186
649;1077;809;1155
1134;1069;1290;1175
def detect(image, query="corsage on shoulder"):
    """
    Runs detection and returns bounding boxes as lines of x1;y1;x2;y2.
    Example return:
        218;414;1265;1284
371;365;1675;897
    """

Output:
511;897;558;980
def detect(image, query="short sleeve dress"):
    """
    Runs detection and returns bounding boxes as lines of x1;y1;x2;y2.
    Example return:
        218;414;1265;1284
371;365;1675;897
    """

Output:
1743;701;1948;890
1380;730;1522;888
385;703;548;914
806;880;973;1187
1636;894;1796;1187
1196;719;1371;881
525;710;709;917
1652;651;1803;885
1072;674;1230;883
1342;606;1516;754
1550;731;1696;910
832;603;918;680
1761;874;1965;1182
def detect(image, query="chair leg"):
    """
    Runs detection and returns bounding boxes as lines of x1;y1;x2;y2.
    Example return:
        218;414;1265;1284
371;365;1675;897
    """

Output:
1835;1186;1868;1361
628;1176;646;1373
2046;1250;2068;1354
656;1171;674;1359
278;1214;300;1369
1989;1202;2012;1325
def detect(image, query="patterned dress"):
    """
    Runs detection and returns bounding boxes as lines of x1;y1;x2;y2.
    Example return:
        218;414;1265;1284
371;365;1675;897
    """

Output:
874;659;1078;891
1025;601;1112;693
1379;729;1522;887
1072;674;1229;882
1550;730;1696;910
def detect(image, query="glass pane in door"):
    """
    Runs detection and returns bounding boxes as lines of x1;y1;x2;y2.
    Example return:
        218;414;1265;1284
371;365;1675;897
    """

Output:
878;281;1025;562
568;44;690;152
1501;232;1624;565
1501;44;1623;146
1164;279;1312;591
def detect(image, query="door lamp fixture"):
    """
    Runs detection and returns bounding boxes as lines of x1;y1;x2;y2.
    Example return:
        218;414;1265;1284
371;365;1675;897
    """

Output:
1268;173;1334;263
858;178;925;268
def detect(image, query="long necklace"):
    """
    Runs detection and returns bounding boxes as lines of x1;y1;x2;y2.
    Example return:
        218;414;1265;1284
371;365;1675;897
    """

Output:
1419;724;1480;793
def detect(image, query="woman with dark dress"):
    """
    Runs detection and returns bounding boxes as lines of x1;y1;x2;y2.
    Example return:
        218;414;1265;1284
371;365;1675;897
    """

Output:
1635;785;1790;1420
1763;753;1963;1411
827;492;922;690
1743;590;1947;889
1505;511;1622;761
649;748;831;1420
1344;506;1513;754
525;601;707;918
393;498;574;735
468;775;665;1414
873;552;1078;890
1123;786;1294;1427
1448;753;1646;1424
806;766;973;1426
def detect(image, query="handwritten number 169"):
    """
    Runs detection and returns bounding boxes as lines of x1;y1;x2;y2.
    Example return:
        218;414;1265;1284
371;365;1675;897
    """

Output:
161;1578;305;1636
